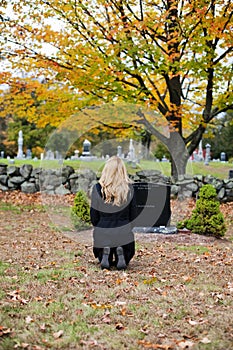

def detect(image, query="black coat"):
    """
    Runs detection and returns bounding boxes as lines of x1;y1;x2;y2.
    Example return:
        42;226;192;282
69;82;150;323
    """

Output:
90;183;137;248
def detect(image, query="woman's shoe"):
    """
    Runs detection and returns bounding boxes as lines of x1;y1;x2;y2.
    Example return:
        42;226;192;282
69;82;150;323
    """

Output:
100;247;110;269
116;247;127;270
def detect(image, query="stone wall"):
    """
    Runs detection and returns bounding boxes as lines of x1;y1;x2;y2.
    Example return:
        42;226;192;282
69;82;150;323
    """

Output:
0;164;233;202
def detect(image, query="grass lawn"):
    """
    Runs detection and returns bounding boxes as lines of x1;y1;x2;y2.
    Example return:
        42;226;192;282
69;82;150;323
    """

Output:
0;192;232;349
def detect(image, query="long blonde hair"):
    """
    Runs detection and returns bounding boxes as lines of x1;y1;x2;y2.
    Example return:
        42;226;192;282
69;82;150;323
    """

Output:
99;156;131;206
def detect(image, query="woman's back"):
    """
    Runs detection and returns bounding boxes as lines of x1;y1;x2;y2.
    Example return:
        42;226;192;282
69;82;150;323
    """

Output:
90;156;136;270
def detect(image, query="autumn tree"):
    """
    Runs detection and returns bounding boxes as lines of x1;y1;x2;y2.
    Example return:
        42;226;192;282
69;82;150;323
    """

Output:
0;0;233;178
2;114;55;157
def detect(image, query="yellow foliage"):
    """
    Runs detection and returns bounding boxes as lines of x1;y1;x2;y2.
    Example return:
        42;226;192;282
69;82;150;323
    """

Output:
0;0;232;155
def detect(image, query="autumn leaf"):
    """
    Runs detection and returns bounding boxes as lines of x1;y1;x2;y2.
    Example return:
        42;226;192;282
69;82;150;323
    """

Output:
53;330;64;339
143;277;157;285
115;322;125;330
178;340;195;349
90;302;113;310
25;316;34;324
0;326;12;337
188;318;208;326
101;311;111;324
200;337;211;344
138;340;173;349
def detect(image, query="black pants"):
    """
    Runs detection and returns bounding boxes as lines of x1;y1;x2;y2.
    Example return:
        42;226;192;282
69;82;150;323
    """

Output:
93;241;135;266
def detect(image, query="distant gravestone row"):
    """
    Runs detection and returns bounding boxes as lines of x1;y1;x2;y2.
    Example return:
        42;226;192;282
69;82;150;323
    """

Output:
0;131;231;166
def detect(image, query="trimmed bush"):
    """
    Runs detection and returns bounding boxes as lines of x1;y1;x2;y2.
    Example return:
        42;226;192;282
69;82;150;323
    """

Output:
71;190;92;230
177;184;226;238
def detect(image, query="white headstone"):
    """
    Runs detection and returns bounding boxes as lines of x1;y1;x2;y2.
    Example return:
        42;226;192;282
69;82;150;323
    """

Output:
198;140;204;161
128;139;135;161
17;130;24;159
117;146;122;158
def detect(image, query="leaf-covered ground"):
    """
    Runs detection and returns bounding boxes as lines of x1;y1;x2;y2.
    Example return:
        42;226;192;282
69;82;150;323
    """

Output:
0;191;232;350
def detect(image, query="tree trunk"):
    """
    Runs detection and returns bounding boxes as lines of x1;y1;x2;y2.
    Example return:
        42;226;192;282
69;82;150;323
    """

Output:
166;131;190;181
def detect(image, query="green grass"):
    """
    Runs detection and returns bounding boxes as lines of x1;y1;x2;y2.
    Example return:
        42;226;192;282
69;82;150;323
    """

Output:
0;202;21;213
176;245;210;254
0;201;46;214
0;261;10;276
1;157;233;178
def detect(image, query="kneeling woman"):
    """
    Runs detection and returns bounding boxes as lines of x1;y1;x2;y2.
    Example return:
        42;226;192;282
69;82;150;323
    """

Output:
90;156;137;270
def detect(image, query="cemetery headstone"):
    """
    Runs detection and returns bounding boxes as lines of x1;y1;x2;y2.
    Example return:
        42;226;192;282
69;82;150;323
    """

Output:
82;139;91;156
17;130;24;159
45;150;55;160
220;152;226;162
117;146;122;158
26;149;32;159
132;182;171;229
128;139;135;162
71;150;79;160
204;143;211;165
55;150;63;160
197;140;204;161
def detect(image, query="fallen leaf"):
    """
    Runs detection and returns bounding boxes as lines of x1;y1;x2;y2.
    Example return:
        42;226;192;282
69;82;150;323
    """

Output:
200;337;211;344
53;330;64;339
143;277;157;285
13;343;30;349
178;340;195;348
138;340;173;349
25;316;34;324
39;323;49;332
114;301;126;306
115;322;125;330
121;306;126;316
91;302;112;309
227;282;233;293
101;312;111;324
80;340;99;347
140;324;150;334
183;275;193;283
188;318;208;326
0;326;11;337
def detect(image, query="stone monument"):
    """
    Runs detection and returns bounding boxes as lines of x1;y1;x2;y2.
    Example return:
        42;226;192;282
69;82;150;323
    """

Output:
197;140;204;161
80;139;97;161
220;152;226;162
128;139;135;162
204;143;211;165
17;130;24;159
26;149;32;159
81;139;91;157
71;150;79;160
117;145;122;158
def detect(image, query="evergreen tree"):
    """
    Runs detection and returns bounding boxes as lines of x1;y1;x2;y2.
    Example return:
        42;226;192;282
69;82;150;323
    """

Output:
177;185;226;238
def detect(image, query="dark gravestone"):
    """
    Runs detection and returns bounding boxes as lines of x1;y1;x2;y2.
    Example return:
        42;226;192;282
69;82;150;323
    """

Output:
132;182;171;228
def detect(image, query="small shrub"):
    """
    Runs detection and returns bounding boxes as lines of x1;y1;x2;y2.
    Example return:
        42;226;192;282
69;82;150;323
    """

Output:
71;190;92;230
177;184;226;238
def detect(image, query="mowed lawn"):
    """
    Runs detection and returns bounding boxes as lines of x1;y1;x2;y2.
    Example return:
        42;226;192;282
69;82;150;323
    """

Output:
0;191;232;350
